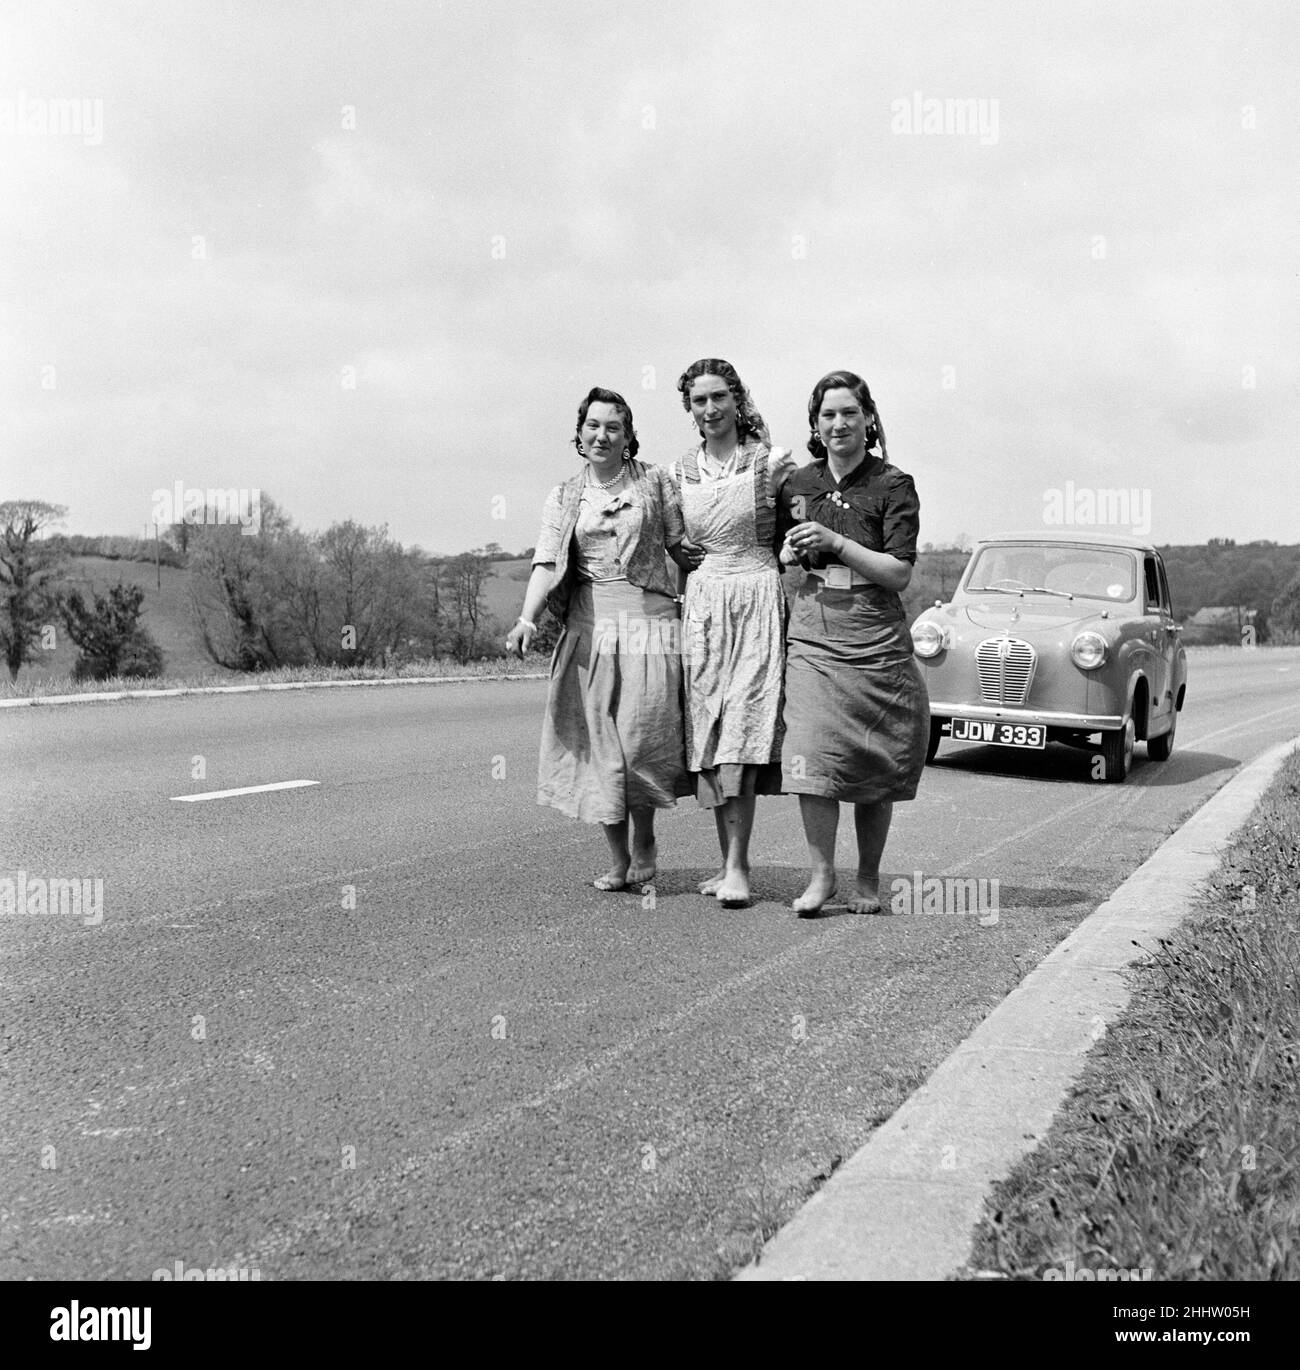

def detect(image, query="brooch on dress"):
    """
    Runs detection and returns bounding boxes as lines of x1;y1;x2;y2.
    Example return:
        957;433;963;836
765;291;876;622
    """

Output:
827;491;849;509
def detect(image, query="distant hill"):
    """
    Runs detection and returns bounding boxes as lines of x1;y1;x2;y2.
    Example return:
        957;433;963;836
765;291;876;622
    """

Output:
19;554;537;685
23;556;222;685
482;558;533;623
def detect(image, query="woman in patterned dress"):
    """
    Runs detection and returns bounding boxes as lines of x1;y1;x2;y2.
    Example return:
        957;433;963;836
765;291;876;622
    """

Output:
779;370;929;916
672;359;796;908
507;387;695;891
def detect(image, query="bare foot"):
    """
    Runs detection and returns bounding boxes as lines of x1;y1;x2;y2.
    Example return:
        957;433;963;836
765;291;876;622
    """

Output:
793;871;837;917
593;866;629;892
698;869;727;895
626;843;657;886
848;875;885;915
715;869;751;908
849;871;887;915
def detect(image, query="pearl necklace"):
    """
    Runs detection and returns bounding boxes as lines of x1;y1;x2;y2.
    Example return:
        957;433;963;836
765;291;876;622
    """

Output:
587;461;626;490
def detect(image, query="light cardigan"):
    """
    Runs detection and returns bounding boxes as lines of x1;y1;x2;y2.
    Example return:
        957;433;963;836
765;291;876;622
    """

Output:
531;459;685;622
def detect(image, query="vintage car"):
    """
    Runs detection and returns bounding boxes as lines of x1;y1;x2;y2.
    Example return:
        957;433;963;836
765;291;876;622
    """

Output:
911;532;1187;782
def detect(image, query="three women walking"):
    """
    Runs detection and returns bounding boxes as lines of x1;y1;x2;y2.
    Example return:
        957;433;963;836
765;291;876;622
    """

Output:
511;368;928;912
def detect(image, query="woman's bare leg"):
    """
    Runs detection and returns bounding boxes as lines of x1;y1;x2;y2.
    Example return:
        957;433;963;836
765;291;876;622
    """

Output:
595;808;657;889
714;794;756;906
627;806;658;885
594;818;632;891
699;807;729;894
793;795;839;914
849;801;892;913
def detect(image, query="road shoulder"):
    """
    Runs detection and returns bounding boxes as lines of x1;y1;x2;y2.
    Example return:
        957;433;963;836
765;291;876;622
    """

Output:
737;734;1300;1281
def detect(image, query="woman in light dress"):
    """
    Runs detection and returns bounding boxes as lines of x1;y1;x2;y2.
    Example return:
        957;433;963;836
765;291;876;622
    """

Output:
508;387;695;891
672;359;796;908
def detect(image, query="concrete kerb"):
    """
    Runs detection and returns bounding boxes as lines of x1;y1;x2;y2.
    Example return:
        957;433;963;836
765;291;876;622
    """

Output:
0;673;550;708
738;733;1300;1282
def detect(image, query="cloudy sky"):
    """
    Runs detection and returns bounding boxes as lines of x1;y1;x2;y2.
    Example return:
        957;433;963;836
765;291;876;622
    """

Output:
2;0;1296;555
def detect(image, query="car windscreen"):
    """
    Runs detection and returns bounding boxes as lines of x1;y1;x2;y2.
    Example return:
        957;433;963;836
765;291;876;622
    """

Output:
965;545;1137;601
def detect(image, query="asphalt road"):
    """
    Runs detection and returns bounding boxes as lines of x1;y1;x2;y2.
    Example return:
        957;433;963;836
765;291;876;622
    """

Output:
2;647;1298;1280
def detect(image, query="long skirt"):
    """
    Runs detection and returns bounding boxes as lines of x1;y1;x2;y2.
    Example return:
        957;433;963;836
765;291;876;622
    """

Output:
682;563;786;808
538;580;691;824
781;581;929;804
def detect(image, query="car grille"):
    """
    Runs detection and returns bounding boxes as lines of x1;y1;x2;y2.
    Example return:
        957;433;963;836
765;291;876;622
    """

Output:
976;637;1037;706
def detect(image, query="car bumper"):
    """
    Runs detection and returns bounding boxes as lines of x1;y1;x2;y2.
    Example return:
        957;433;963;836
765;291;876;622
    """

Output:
928;702;1124;731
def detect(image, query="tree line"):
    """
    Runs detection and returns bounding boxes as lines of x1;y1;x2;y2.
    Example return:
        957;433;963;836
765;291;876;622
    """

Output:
4;497;1299;684
0;498;515;683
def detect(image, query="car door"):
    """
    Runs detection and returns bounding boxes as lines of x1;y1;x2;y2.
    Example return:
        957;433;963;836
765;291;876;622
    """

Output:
1156;555;1182;715
1143;554;1170;728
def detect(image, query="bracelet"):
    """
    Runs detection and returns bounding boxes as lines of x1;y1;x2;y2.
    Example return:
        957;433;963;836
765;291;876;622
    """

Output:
516;616;537;630
833;534;846;556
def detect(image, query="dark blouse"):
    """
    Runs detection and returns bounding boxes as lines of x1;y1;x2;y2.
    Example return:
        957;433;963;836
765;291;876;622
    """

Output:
779;455;920;564
778;454;921;622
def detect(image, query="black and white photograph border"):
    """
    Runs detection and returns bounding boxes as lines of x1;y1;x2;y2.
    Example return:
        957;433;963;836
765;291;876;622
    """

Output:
2;0;1298;1334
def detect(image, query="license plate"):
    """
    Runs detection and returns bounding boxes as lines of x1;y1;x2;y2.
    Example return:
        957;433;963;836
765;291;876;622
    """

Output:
950;719;1046;749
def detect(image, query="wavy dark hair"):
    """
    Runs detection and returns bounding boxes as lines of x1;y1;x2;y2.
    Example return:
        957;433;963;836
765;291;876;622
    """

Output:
676;358;769;444
573;386;639;459
806;370;888;463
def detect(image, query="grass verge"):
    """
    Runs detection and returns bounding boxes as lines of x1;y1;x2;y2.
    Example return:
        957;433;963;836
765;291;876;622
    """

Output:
0;655;549;701
960;747;1300;1281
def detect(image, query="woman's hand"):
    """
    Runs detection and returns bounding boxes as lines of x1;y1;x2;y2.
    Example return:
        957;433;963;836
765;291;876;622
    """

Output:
505;618;536;659
784;521;844;559
670;539;706;573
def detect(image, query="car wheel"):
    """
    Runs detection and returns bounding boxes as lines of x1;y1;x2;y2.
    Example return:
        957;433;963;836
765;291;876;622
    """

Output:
1099;717;1134;782
1147;708;1177;761
925;719;944;764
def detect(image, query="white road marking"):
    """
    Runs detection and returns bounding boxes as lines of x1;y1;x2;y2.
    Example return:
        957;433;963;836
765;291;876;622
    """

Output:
170;780;320;803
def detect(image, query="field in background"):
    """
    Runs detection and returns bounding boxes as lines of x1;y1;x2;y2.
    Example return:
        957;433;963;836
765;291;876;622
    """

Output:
11;555;536;690
24;556;217;685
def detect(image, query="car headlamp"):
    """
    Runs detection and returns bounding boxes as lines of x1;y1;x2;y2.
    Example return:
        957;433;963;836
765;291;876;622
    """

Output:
912;621;947;659
1070;631;1107;670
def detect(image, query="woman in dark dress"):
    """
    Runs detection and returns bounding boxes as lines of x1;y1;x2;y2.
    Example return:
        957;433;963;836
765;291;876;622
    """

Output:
778;371;929;915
